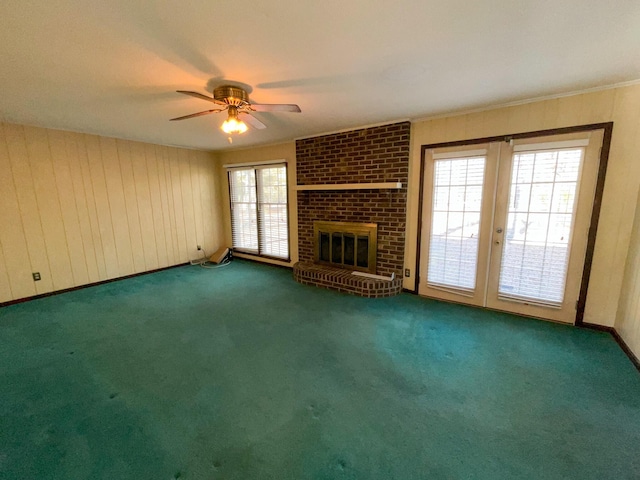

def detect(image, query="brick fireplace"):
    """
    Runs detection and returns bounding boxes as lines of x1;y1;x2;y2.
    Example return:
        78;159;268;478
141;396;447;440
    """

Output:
293;122;410;297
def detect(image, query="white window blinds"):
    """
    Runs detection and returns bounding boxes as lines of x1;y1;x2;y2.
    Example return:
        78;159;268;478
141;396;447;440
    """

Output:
428;155;486;292
257;166;289;259
229;168;259;253
498;148;583;306
229;164;289;259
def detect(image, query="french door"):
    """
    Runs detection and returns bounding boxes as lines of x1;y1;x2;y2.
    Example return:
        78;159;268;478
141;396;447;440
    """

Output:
419;130;603;323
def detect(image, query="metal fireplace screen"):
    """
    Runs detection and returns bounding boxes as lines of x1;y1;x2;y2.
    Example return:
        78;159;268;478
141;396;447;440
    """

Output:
314;221;377;274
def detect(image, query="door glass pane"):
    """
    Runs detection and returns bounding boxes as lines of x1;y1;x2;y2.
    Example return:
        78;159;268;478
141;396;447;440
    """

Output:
357;237;369;268
427;156;485;291
498;148;583;305
319;232;330;262
343;234;355;266
331;233;342;264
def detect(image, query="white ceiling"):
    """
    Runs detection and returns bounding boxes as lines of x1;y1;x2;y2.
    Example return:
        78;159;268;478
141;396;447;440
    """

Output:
1;1;639;151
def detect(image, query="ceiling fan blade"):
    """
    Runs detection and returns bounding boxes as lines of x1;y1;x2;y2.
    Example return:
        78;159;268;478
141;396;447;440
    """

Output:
176;90;226;105
240;112;267;130
250;103;301;113
170;108;226;121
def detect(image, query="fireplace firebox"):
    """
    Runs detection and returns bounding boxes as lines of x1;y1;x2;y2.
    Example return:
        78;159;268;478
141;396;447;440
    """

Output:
314;221;377;274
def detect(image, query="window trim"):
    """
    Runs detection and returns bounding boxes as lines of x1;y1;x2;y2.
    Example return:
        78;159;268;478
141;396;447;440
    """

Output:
227;161;291;262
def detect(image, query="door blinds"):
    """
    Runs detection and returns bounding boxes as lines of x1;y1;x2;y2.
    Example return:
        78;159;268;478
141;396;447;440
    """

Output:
427;154;486;293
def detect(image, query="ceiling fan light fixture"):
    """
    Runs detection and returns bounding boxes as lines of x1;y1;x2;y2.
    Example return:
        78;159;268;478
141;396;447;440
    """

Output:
221;118;247;134
221;106;247;134
173;86;300;134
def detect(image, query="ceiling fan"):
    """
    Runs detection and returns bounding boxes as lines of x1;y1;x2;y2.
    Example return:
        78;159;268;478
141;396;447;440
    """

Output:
171;85;301;135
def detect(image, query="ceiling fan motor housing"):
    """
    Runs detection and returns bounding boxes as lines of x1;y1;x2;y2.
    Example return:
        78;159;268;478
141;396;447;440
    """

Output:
214;85;249;106
171;85;299;124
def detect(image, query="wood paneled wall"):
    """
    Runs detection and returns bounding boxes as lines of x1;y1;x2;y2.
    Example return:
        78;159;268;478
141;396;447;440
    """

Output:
0;122;222;303
616;187;640;361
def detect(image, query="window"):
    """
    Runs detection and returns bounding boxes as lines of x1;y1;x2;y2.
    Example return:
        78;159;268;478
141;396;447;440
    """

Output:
228;164;289;259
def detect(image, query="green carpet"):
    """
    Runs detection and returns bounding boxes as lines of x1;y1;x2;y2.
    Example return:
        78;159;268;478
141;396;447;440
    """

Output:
1;260;639;479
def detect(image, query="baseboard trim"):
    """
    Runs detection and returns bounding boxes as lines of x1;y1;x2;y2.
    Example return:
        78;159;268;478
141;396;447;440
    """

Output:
611;329;640;372
581;322;640;372
579;322;614;333
232;253;293;270
0;262;189;308
232;252;293;269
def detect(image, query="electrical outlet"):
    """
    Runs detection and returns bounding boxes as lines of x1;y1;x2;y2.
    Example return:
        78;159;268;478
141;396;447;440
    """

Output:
32;272;41;281
197;245;202;251
404;268;410;277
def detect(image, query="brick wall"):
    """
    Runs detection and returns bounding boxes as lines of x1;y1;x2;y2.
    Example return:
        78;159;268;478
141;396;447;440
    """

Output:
296;122;410;277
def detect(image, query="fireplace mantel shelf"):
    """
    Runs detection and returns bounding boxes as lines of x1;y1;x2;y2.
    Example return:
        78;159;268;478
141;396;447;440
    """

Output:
295;182;402;191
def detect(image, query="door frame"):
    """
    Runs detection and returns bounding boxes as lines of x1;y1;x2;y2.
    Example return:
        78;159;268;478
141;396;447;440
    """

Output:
413;122;614;325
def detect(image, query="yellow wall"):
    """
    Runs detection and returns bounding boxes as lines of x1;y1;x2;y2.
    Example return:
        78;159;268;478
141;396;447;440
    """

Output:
404;84;640;338
616;187;640;359
0;122;223;302
217;141;298;268
8;87;634;352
